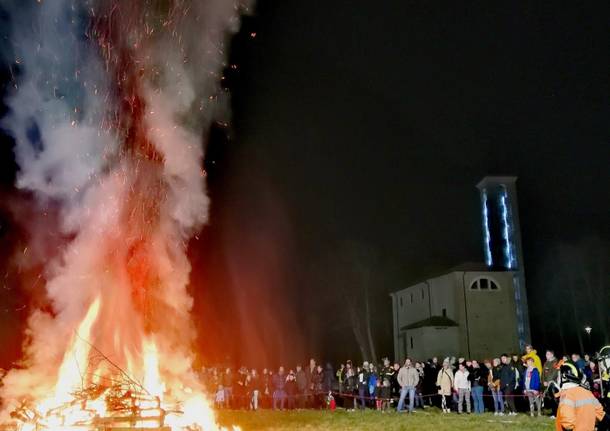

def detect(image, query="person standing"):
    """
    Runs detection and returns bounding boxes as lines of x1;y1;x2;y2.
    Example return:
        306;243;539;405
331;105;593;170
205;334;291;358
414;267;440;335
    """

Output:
424;358;439;407
312;364;325;409
556;362;609;431
522;345;543;375
305;358;317;408
543;350;559;417
414;362;425;409
285;371;297;410
488;358;504;415
344;364;358;411
295;365;307;408
336;364;345;394
437;359;454;413
247;369;261;411
454;363;471;414
222;368;234;409
272;366;287;410
397;358;419;413
500;354;518;415
524;358;542;417
470;360;486;414
357;364;370;410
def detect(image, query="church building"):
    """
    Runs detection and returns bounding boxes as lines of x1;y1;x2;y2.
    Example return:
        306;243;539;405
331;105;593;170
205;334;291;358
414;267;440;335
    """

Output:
390;177;530;360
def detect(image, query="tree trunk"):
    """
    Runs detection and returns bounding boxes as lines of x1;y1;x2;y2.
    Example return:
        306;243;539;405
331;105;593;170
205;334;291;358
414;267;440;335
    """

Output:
364;287;377;362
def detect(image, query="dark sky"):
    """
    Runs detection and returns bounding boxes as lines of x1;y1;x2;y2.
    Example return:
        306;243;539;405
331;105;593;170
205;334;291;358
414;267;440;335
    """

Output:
1;1;609;368
197;0;610;364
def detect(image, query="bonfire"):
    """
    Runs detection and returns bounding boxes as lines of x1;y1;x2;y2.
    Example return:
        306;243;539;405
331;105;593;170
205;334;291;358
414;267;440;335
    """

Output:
0;1;250;430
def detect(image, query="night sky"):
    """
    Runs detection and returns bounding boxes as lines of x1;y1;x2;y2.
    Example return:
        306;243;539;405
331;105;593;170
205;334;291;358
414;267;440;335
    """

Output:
1;1;609;368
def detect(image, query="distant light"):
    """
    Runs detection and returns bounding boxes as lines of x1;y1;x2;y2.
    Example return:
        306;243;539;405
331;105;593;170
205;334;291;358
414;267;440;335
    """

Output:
500;190;515;269
250;32;257;38
482;190;492;266
585;326;592;335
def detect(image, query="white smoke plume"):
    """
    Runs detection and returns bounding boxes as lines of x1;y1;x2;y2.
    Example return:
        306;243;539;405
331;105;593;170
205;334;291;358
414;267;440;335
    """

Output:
0;0;252;417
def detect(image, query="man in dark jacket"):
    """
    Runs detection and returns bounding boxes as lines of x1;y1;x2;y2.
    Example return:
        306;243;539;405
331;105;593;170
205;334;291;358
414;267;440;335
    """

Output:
424;358;439;407
305;358;317;408
357;363;371;410
542;350;559;417
295;365;308;408
470;360;488;414
500;354;518;415
272;366;287;410
222;368;234;409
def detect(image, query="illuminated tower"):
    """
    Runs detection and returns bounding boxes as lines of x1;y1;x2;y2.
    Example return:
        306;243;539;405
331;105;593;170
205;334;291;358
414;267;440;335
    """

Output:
476;176;530;348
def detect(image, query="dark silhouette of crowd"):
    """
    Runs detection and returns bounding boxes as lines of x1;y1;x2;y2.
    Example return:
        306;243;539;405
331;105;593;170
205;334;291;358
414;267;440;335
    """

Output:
200;345;607;417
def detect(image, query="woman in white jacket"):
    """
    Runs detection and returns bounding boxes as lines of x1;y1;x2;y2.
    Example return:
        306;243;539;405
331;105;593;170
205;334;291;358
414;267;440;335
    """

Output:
454;363;471;414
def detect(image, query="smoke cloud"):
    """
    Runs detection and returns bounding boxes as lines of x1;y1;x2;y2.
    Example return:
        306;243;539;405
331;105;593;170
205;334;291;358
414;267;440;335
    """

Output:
0;0;252;416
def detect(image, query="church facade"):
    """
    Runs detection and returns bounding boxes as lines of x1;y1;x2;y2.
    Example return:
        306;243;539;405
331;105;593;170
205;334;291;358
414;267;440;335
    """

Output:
390;264;520;360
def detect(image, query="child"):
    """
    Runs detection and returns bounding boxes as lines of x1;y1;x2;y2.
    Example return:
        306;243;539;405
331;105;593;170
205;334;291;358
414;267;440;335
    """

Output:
215;384;225;409
375;379;383;411
524;357;542;416
380;377;392;412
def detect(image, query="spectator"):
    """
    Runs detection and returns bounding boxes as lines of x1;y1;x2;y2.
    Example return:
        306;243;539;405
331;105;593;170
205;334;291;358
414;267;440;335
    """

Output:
454;362;471;414
306;358;317;407
470;360;486;414
374;378;383;411
414;362;425;409
397;358;419;413
368;364;378;406
295;365;307;408
336;364;345;393
222;368;233;408
523;357;542;417
424;357;439;407
488;358;504;415
542;350;559;417
235;366;248;409
344;363;358;411
312;364;325;408
380;373;392;412
357;364;370;410
437;358;454;413
272;366;287;410
286;371;297;410
573;353;586;373
248;369;260;411
215;384;225;409
391;362;401;400
521;345;543;375
500;354;518;416
262;368;271;409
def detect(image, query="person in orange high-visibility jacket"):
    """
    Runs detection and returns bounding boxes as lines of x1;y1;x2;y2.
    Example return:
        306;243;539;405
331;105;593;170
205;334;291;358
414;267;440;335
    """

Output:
555;362;609;431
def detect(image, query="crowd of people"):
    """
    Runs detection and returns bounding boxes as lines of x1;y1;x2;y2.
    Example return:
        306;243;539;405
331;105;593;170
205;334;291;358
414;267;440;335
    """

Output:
200;345;608;419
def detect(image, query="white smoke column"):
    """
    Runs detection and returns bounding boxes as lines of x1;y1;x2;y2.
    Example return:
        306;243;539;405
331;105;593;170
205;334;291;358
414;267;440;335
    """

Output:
0;0;252;417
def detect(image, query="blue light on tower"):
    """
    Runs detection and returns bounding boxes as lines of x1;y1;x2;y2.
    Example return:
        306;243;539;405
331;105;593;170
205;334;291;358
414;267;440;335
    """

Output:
482;191;492;266
500;189;516;269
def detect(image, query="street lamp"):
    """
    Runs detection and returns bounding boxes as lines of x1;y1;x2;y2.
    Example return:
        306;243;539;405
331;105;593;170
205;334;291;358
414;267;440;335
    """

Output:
585;326;593;354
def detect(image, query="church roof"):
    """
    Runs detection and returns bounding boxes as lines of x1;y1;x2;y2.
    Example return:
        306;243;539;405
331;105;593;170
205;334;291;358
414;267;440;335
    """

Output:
400;316;459;331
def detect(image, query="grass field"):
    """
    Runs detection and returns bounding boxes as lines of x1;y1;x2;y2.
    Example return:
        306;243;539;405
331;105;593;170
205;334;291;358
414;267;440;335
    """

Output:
215;409;555;430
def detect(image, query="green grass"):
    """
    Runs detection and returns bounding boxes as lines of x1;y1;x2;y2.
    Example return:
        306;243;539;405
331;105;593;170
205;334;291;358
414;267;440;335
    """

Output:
215;409;555;430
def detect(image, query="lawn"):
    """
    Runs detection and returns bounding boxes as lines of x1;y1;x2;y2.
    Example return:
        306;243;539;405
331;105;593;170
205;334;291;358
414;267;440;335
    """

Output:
215;409;555;430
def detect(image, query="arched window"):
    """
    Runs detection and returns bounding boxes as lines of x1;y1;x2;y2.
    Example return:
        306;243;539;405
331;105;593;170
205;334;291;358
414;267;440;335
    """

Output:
470;278;500;291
